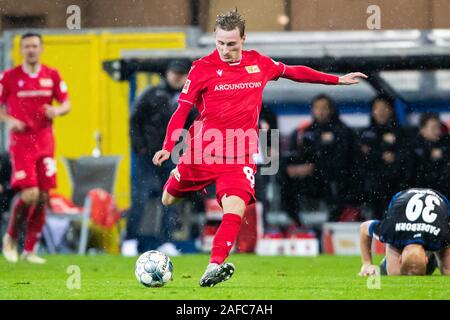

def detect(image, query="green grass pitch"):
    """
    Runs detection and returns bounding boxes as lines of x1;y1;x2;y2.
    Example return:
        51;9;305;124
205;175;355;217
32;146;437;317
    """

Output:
1;254;449;300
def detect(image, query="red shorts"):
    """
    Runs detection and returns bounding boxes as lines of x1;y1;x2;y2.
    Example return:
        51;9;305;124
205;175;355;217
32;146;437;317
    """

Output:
164;162;256;206
9;132;56;191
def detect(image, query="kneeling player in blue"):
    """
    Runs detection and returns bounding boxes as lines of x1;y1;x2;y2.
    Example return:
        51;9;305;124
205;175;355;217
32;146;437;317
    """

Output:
359;188;450;276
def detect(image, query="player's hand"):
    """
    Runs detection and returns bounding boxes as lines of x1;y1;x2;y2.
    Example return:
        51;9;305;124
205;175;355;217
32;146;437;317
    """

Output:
339;72;368;85
170;166;181;182
152;149;170;166
44;104;59;119
358;264;379;276
7;117;26;132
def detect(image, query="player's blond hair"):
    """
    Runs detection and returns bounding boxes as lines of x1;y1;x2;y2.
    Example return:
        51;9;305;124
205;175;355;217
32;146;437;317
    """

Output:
400;244;427;275
214;9;246;38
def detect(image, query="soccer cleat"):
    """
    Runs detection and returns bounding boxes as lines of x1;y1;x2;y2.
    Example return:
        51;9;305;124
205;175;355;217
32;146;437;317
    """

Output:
21;252;47;264
199;262;235;287
2;233;19;263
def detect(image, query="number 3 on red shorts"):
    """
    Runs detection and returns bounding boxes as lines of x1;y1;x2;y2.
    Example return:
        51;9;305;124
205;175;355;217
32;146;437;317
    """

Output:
43;157;57;177
243;166;255;189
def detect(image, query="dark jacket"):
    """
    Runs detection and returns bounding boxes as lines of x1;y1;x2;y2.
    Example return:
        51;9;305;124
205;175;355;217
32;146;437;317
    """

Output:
129;79;175;156
356;117;408;199
130;78;199;156
288;105;354;179
284;110;355;204
300;117;354;182
407;133;450;197
0;152;13;212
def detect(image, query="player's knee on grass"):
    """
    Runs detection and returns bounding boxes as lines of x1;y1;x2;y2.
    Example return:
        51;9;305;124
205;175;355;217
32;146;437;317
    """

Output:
21;187;40;205
221;195;246;216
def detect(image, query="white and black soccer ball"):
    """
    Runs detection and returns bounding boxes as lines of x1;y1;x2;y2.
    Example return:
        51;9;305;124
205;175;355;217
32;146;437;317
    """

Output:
135;250;173;287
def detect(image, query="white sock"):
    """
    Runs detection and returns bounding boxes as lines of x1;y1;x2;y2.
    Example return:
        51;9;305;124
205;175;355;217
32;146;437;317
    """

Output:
207;263;218;270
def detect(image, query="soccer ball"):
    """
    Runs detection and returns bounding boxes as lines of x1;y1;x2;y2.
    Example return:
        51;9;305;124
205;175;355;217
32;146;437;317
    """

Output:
135;250;173;287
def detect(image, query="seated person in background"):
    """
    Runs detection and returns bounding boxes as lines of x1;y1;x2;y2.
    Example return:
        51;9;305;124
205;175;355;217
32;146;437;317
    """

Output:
407;113;450;199
354;94;407;219
281;94;355;224
255;104;278;230
359;188;450;276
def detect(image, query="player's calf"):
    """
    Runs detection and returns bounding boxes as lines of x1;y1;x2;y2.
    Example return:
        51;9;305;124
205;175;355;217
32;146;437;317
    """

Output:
6;187;40;243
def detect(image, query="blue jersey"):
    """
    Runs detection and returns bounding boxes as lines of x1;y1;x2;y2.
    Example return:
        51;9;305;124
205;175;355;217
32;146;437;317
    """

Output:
370;188;450;251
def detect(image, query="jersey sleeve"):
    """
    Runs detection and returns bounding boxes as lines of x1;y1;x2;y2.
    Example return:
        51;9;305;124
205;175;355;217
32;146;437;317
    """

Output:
0;71;10;105
177;62;205;106
52;70;69;103
162;101;193;153
282;65;339;84
260;55;286;81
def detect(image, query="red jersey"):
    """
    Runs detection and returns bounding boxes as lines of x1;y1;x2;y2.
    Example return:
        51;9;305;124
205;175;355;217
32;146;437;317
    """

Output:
163;49;338;164
0;64;68;155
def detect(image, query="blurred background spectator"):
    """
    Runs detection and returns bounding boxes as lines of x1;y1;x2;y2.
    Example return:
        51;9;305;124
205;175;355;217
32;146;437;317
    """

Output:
354;94;408;219
125;61;190;256
407;113;450;198
281;94;356;225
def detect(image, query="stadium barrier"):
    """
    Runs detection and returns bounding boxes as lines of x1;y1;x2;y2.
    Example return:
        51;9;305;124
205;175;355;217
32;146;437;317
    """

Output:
322;223;384;255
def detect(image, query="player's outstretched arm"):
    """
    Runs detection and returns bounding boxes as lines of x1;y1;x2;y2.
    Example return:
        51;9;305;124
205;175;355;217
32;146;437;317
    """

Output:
358;220;378;276
282;65;367;85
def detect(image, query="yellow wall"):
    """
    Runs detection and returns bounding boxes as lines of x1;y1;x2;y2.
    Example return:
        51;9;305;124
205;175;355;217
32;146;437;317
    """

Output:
12;32;186;208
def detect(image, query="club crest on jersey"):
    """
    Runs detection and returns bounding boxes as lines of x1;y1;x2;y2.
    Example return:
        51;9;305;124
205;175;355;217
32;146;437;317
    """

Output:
216;69;223;76
18;80;24;87
182;79;191;94
245;65;260;74
15;170;26;180
39;78;53;87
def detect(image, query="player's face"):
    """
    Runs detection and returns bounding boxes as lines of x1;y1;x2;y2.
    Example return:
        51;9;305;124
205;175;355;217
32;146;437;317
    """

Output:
20;36;43;65
312;99;332;123
215;27;245;63
166;70;188;90
372;100;393;125
420;119;441;142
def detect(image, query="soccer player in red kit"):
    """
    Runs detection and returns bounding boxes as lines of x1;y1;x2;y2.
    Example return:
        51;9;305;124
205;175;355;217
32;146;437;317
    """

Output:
0;33;70;264
153;11;367;286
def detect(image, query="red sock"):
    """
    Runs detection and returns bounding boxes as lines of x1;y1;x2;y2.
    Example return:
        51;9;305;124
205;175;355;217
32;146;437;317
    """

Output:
210;213;242;265
7;198;31;241
24;203;46;253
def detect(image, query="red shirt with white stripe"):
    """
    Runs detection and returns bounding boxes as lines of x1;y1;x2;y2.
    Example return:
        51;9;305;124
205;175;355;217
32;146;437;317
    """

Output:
163;49;339;164
0;64;68;154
